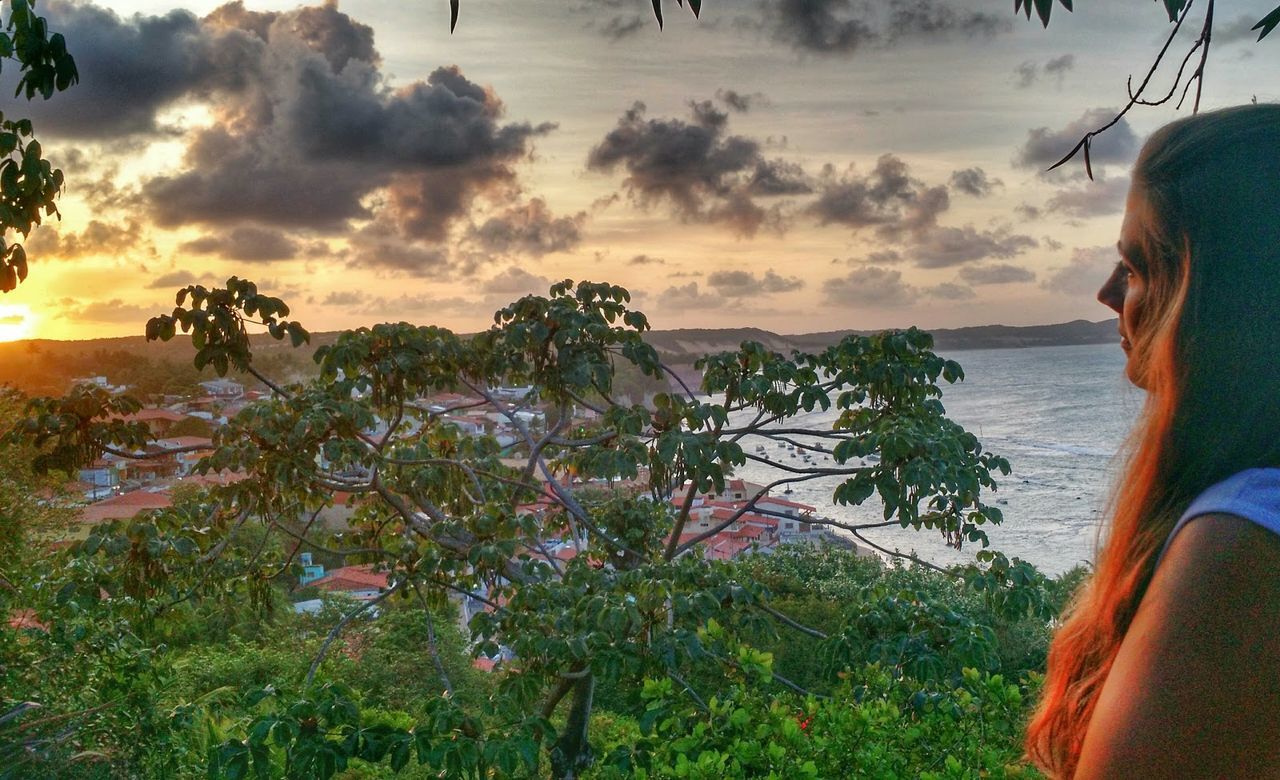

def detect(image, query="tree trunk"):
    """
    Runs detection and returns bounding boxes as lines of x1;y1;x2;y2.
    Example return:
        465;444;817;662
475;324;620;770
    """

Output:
549;674;595;779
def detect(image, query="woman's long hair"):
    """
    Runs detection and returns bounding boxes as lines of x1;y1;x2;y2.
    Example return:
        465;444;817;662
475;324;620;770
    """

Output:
1026;104;1280;778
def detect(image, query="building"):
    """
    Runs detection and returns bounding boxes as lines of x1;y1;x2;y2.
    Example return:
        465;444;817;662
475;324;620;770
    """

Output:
77;490;173;526
310;564;390;601
199;378;245;400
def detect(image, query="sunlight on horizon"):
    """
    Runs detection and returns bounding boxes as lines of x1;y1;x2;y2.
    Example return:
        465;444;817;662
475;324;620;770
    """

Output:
0;304;34;342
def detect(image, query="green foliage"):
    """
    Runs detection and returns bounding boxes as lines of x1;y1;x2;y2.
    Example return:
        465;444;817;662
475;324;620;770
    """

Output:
7;279;1065;778
0;0;76;292
591;666;1041;779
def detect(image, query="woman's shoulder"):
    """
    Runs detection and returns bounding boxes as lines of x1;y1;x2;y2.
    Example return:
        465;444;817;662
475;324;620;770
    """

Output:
1154;467;1280;568
1076;513;1280;777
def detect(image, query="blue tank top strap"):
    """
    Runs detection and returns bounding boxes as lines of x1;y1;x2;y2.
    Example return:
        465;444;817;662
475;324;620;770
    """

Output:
1154;467;1280;570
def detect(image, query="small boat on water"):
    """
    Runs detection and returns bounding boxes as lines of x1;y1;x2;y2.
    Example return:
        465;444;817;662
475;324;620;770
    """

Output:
783;487;794;495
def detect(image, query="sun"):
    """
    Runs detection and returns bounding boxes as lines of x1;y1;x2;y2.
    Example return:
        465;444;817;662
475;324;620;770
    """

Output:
0;304;34;342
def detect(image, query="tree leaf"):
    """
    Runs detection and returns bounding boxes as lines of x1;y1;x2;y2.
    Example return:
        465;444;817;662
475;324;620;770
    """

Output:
1253;5;1280;40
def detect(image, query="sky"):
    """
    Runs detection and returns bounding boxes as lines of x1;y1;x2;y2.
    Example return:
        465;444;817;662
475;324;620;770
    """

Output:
1;0;1277;341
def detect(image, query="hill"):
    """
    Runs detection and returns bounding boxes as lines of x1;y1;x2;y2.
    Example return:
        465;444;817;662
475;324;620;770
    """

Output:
0;318;1120;396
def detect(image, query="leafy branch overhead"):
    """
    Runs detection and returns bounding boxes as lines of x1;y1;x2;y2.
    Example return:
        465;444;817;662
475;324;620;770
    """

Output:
1017;0;1279;177
0;0;76;292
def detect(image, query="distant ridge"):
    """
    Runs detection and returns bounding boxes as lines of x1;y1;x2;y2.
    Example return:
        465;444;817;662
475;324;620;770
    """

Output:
642;318;1119;362
0;318;1119;394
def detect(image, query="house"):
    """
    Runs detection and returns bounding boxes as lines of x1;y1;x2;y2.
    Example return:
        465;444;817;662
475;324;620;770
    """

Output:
153;436;215;475
116;408;188;437
199;378;245;400
311;564;390;601
298;552;326;586
78;490;173;525
77;459;121;500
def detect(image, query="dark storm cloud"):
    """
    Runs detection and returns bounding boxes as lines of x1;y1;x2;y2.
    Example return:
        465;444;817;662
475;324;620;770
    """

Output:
1044;176;1130;219
1016;108;1139;171
807;155;949;238
587;101;802;235
823;266;915;306
760;0;1009;56
14;2;214;138
958;263;1036;285
911;226;1037;269
28;1;556;259
1042;246;1115;295
466;199;586;256
706;268;804;297
949;167;1001;197
180;226;300;262
762;0;877;56
883;0;1009;42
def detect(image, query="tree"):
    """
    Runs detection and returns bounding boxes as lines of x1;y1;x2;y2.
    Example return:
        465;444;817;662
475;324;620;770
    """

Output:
9;276;1015;777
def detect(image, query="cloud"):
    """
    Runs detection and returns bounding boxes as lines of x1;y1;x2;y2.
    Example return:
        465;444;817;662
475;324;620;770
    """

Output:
958;263;1036;285
24;220;146;260
910;226;1038;269
628;254;665;265
883;0;1009;42
656;281;724;309
28;0;553;262
842;249;904;265
1044;176;1130;219
587;100;801;235
715;88;757;112
808;154;949;238
823;266;915;306
343;231;452;277
706;268;804;297
146;270;200;289
599;14;645;40
321;290;366;306
180;226;301;261
480;266;552;296
925;282;976;300
1014;53;1075;88
759;0;1008;56
949;167;1001;197
1042;246;1115;295
761;0;877;56
56;298;156;324
1215;14;1267;45
466;198;585;257
1016;108;1139;172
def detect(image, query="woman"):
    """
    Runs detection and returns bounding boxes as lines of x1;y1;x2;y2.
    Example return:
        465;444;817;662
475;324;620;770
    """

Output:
1026;104;1280;778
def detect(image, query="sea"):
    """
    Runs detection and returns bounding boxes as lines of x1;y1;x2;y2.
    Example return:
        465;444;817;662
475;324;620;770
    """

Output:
729;343;1144;576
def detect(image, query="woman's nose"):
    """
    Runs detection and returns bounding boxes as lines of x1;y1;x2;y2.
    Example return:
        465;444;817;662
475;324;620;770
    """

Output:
1097;269;1124;312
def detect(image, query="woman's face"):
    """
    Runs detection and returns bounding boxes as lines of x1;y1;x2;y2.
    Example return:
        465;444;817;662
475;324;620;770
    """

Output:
1098;185;1150;386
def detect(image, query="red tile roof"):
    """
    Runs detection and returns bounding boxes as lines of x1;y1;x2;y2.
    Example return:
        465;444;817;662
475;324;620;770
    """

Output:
78;491;172;525
312;564;390;593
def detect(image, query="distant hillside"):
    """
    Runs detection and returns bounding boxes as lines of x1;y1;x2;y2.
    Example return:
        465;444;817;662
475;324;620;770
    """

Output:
0;318;1119;395
643;318;1119;362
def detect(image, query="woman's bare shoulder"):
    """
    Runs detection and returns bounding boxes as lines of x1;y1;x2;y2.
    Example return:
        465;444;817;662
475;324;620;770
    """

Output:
1075;513;1280;779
